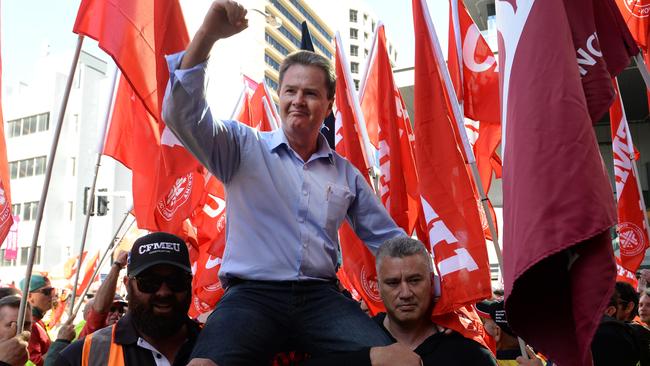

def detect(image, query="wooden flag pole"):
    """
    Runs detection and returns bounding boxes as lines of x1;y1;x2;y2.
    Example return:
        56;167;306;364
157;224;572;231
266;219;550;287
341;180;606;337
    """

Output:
16;35;85;334
69;67;120;316
71;210;135;319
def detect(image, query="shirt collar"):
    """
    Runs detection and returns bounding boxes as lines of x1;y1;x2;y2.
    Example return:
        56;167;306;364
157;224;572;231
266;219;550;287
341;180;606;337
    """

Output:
268;128;334;165
113;313;201;345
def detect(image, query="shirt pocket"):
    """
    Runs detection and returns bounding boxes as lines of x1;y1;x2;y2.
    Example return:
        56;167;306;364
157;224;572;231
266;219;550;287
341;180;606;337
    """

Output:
324;183;352;233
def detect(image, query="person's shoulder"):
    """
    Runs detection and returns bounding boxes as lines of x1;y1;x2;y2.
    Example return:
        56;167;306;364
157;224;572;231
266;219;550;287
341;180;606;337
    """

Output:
54;338;85;366
420;333;496;366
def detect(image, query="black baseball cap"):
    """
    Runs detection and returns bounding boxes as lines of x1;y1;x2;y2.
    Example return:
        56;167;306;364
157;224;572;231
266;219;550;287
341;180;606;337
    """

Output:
476;299;516;337
127;232;191;277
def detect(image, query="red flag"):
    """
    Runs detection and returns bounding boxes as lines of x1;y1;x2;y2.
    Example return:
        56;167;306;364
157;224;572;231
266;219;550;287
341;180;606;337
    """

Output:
75;251;99;297
497;0;627;364
0;29;13;246
359;24;423;237
610;78;650;273
432;305;491;351
333;34;384;316
615;256;640;288
447;0;502;196
63;251;88;280
239;82;280;131
412;0;492;315
615;0;650;51
104;78;204;233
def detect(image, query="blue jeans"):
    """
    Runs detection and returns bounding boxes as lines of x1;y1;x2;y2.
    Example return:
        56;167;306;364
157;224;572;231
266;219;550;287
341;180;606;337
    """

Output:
190;280;391;365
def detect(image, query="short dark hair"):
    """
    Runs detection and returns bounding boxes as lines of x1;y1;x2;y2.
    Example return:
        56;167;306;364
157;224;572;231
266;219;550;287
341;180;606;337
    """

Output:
615;281;639;312
0;287;20;300
376;237;432;272
0;295;27;311
279;51;336;100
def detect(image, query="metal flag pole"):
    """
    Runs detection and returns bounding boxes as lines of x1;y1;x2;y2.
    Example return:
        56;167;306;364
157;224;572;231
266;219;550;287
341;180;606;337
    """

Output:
634;53;650;91
71;210;135;319
68;67;120;316
16;35;85;333
444;0;527;358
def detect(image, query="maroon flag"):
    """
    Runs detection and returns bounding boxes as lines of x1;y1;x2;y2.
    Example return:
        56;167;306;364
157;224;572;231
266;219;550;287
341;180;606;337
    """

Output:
498;0;627;365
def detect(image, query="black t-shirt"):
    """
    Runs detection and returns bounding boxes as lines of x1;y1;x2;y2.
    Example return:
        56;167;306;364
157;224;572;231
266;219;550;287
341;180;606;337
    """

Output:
591;316;641;366
305;313;496;366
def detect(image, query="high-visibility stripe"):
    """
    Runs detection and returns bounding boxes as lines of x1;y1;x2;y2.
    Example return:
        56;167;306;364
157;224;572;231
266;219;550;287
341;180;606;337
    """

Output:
80;325;124;366
81;332;94;366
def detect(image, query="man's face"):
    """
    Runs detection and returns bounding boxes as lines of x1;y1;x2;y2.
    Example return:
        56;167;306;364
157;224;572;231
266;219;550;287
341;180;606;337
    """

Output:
106;303;127;326
639;294;650;324
0;306;32;341
378;255;433;326
279;64;333;143
126;264;191;338
27;281;54;313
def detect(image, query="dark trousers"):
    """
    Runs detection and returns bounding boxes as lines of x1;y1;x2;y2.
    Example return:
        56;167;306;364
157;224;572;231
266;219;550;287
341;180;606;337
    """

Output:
190;280;392;365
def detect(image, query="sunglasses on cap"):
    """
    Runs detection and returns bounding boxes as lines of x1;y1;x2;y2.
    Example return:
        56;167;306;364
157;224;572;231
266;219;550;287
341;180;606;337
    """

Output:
34;287;55;296
130;273;191;294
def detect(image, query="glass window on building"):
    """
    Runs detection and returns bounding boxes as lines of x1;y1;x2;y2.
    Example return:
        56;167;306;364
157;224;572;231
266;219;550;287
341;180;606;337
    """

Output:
349;9;358;23
372;21;376;32
35;156;46;176
365;49;369;57
23;201;39;221
37;113;49;132
20;247;29;266
350;45;359;57
350;28;358;40
364;32;369;40
354;79;360;90
11;204;20;216
9;161;18;179
18;160;29;178
351;62;359;74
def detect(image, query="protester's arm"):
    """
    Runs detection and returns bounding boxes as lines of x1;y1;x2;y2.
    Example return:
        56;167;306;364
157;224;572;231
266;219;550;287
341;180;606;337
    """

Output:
43;340;70;366
0;323;29;366
162;1;252;184
92;251;127;313
347;171;407;253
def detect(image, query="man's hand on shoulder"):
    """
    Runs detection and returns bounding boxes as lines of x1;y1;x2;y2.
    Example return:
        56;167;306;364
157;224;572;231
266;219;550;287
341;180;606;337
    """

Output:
370;343;422;366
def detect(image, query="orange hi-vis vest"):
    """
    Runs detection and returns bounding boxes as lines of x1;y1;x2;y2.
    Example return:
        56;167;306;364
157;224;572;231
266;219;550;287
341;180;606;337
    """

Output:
81;325;125;366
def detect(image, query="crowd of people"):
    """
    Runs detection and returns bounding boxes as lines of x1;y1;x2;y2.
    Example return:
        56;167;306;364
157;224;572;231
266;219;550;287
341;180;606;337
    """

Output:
1;0;650;365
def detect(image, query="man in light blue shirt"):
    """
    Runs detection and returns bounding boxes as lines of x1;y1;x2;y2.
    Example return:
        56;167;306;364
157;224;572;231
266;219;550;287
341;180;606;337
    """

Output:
163;1;407;365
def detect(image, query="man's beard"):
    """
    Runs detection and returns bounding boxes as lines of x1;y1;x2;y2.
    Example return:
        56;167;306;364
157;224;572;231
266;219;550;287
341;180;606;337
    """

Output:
128;283;191;339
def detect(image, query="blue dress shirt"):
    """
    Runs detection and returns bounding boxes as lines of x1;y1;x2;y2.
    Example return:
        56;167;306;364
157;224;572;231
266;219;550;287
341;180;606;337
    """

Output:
162;52;405;286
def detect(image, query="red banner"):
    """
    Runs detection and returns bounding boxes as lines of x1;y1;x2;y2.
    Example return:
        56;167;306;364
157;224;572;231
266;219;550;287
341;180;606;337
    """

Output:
610;78;650;273
333;34;384;316
412;0;491;315
76;251;99;297
0;29;13;247
359;24;423;238
615;0;650;51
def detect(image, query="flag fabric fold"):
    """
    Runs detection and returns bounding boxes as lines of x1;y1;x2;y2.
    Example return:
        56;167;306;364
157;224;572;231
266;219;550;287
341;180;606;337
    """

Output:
0;29;13;246
615;0;650;51
359;24;423;237
412;0;492;316
497;0;626;364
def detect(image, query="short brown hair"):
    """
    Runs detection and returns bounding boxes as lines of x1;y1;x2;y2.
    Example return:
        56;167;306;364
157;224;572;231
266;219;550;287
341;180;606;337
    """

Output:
279;51;336;100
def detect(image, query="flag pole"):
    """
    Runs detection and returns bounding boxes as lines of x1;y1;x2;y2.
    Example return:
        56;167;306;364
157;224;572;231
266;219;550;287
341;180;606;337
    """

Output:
68;67;120;316
634;53;650;91
16;35;85;334
615;77;650;263
71;210;135;318
433;0;526;357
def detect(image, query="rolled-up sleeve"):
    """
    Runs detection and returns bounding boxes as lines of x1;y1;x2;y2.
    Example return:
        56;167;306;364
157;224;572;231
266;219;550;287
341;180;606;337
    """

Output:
162;51;242;183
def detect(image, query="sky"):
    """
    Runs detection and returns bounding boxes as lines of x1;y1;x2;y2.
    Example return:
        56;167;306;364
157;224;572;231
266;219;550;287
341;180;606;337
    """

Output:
1;0;448;88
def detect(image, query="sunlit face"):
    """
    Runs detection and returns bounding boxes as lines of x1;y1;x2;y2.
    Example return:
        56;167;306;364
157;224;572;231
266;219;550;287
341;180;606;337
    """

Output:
639;293;650;324
279;65;333;146
0;306;32;341
27;281;54;313
378;255;433;326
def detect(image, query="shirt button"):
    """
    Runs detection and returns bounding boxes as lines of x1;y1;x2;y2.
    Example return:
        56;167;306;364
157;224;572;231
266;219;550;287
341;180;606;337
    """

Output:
298;217;304;223
303;243;307;248
302;190;308;196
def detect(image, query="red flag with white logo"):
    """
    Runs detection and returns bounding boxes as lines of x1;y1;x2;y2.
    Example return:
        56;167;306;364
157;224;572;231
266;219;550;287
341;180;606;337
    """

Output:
497;0;630;364
610;78;649;273
359;24;424;237
0;29;13;247
238;82;280;131
334;34;385;316
615;0;650;51
412;0;492;316
447;0;502;202
615;256;640;288
104;78;204;233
